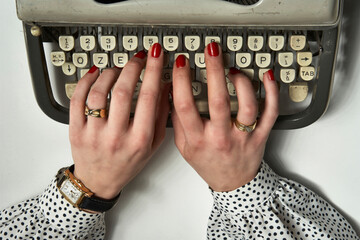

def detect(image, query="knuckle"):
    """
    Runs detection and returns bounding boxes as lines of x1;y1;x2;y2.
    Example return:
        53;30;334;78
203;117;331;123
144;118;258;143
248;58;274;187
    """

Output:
139;89;158;102
112;87;133;101
242;102;258;118
213;134;231;151
88;89;107;105
175;100;194;114
131;132;152;155
211;97;229;111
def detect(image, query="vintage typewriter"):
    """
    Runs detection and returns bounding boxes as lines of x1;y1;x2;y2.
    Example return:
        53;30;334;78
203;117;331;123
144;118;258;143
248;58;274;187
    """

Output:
16;0;342;129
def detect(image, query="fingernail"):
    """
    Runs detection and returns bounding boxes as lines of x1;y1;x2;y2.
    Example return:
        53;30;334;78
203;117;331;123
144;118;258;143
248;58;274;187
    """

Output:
266;69;275;81
151;43;162;58
176;54;186;68
229;67;241;75
207;42;219;57
88;65;98;74
134;50;147;59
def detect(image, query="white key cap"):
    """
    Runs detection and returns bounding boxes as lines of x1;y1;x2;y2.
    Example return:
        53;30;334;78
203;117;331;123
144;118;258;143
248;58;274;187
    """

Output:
123;36;138;51
227;82;237;96
247;36;264;51
192;82;202;96
184;36;201;51
174;53;190;61
227;36;243;51
280;68;296;83
255;53;271;68
205;36;221;46
278;52;293;67
163;36;179;51
300;66;316;81
80;35;96;51
50;51;65;66
113;53;128;68
80;69;89;78
65;83;77;99
62;62;76;76
268;35;284;51
101;36;116;51
199;69;207;83
72;53;88;68
162;69;172;83
297;52;312;67
290;35;306;51
143;36;159;50
289;82;308;102
195;53;206;68
236;53;252;68
242;69;255;80
59;36;75;51
259;68;271;81
93;53;108;68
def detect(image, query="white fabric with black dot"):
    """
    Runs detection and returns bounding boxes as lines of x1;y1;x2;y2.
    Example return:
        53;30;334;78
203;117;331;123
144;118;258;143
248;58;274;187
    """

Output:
0;178;105;239
208;161;359;240
1;163;359;240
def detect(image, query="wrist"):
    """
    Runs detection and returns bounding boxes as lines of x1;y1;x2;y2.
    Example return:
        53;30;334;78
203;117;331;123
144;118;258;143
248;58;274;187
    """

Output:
73;168;121;200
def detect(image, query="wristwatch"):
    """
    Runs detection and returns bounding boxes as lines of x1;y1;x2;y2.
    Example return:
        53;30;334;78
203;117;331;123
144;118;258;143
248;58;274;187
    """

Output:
56;165;120;213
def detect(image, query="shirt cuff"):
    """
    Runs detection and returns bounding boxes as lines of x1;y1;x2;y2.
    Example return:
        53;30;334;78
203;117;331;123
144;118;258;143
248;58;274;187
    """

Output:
38;177;105;236
210;161;279;214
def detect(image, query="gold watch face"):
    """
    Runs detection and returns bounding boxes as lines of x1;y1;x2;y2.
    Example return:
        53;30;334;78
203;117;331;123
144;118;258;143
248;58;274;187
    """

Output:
60;179;83;205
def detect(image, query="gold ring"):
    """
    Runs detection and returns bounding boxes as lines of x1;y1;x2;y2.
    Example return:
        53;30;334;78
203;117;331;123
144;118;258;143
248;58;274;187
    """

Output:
233;119;257;133
85;106;107;118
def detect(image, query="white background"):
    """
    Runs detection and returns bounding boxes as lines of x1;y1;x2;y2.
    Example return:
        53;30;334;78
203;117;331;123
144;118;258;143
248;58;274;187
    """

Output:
0;1;359;239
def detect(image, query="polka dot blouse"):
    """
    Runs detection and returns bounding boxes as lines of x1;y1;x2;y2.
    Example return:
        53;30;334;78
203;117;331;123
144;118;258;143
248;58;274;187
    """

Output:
1;162;359;239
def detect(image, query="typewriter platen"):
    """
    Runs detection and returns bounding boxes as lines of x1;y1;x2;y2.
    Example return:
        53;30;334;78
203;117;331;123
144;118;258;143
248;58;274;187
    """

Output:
16;0;342;129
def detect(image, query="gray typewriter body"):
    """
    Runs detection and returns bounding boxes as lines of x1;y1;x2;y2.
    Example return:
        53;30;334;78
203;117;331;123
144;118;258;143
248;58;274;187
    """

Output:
16;0;343;129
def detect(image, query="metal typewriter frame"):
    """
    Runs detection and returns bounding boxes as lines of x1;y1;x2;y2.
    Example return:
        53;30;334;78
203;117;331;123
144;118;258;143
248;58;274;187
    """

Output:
21;3;342;129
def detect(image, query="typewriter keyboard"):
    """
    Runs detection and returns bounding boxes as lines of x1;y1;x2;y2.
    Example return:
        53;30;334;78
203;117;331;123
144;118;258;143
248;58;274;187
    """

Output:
45;26;322;116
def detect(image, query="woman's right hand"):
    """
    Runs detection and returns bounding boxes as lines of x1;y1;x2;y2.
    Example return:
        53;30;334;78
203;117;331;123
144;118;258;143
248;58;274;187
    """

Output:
171;42;279;192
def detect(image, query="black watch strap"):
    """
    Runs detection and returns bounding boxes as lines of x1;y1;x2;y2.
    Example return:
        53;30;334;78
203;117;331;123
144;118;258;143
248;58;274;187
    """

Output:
79;194;120;212
57;165;121;213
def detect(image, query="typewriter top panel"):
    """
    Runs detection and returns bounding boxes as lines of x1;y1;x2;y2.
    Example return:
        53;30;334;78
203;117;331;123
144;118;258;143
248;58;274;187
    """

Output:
16;0;340;27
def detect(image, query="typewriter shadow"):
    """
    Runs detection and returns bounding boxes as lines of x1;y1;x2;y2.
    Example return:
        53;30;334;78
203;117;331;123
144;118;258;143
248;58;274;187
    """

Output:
326;0;360;116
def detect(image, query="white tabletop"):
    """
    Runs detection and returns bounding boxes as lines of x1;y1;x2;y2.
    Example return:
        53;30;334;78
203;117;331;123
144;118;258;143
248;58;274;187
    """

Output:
0;1;359;239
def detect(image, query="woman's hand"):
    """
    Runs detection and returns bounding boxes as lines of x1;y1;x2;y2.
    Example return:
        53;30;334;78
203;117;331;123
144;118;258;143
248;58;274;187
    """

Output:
69;43;170;199
172;42;279;192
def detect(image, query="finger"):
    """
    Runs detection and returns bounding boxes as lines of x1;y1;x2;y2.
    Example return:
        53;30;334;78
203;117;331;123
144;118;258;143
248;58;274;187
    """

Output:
205;42;231;129
254;69;279;138
108;50;147;132
69;66;99;129
171;107;186;152
152;83;171;150
132;43;163;139
172;54;203;135
87;68;121;127
229;68;258;129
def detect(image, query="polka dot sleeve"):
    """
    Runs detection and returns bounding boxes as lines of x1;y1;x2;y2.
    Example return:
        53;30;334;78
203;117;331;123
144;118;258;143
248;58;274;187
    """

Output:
0;177;106;240
208;161;359;240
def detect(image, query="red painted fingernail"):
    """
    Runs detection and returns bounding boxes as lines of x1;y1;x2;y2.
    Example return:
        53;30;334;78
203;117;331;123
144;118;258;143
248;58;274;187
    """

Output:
135;50;147;59
176;55;186;68
151;43;162;58
229;67;241;75
207;42;219;57
266;69;275;81
88;65;98;74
